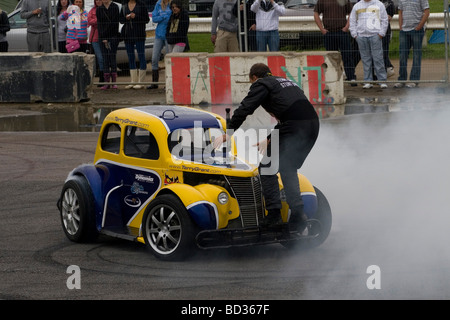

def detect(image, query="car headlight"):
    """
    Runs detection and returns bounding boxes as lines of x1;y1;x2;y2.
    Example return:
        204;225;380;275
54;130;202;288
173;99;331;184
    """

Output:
218;192;229;205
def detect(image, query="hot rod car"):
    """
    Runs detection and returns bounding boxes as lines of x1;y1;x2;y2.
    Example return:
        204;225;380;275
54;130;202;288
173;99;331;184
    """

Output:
57;105;331;260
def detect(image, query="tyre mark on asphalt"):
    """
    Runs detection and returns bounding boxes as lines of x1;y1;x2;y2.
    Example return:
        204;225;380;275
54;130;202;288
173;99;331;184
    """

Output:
0;141;94;154
0;153;35;182
32;239;281;280
0;139;94;182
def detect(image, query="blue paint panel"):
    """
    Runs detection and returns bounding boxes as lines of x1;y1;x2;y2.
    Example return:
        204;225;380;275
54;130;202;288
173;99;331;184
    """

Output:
132;106;222;132
94;161;161;230
187;202;217;230
302;194;318;219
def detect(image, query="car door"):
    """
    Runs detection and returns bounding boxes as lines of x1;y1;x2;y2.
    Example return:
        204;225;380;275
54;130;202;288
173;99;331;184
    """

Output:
100;125;162;235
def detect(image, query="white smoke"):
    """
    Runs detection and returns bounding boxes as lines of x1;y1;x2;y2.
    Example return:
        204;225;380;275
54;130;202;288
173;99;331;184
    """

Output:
299;92;450;299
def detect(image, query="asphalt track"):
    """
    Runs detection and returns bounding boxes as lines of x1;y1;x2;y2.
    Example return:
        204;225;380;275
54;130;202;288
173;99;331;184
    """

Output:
2;99;450;302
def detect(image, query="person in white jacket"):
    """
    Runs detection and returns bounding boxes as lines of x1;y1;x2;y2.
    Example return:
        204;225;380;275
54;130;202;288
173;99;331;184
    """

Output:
349;0;388;89
251;0;285;51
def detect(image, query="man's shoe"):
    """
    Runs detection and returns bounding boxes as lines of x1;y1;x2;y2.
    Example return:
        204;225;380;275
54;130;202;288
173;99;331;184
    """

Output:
394;82;404;88
380;83;388;89
262;209;283;227
406;83;417;88
350;79;357;87
363;83;373;89
387;67;395;78
289;207;308;234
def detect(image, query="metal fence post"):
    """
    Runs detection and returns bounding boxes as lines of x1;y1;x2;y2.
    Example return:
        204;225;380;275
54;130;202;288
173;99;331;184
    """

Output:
444;0;449;83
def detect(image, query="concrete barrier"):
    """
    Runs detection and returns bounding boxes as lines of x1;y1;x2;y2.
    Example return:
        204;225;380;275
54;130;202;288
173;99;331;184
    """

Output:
0;52;94;103
165;51;345;106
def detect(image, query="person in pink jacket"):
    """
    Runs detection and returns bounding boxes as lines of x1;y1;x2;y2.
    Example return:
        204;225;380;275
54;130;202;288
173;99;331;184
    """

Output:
88;0;105;85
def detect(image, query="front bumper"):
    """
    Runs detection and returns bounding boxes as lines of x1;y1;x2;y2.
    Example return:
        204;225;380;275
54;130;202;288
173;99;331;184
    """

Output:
195;223;320;249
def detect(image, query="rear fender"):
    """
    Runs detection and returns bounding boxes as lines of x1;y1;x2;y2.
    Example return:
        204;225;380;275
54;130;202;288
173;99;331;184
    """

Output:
279;173;318;221
66;164;108;230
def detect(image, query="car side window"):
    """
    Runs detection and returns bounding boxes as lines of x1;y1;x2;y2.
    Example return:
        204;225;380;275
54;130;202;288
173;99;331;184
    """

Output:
8;11;27;29
124;126;160;160
101;123;121;154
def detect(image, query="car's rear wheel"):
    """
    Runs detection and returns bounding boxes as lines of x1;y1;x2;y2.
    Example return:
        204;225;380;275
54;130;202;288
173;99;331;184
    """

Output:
59;175;98;242
142;194;197;261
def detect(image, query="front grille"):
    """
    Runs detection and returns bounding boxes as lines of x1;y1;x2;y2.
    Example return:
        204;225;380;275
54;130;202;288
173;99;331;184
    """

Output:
225;175;264;227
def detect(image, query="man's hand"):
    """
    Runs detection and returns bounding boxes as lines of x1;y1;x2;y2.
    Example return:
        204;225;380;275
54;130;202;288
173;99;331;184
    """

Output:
32;8;42;15
213;134;229;149
211;34;217;44
254;138;270;155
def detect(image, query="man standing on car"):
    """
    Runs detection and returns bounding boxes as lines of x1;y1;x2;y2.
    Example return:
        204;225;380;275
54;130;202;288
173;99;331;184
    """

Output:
20;0;51;52
314;0;357;86
214;63;319;230
211;0;239;52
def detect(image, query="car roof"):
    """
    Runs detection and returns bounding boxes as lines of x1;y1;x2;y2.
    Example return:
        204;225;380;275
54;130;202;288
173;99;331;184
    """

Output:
118;106;225;133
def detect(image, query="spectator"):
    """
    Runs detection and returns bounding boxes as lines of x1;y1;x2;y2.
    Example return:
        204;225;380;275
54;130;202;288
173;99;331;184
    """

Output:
97;0;121;90
250;0;285;52
120;0;150;89
211;0;239;53
88;0;105;86
394;0;430;88
20;0;51;53
314;0;356;86
56;0;69;53
147;0;171;89
0;7;11;52
65;0;89;53
349;0;388;89
166;0;189;53
233;0;256;52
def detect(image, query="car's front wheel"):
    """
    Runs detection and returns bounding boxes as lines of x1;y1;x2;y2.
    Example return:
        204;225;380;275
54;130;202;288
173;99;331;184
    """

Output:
142;194;197;261
59;175;98;242
282;187;332;250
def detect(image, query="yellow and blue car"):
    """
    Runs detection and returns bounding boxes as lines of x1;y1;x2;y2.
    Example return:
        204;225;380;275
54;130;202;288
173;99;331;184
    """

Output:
57;106;332;260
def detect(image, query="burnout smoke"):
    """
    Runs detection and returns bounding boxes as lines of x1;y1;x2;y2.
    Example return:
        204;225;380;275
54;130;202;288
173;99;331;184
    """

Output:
298;94;450;299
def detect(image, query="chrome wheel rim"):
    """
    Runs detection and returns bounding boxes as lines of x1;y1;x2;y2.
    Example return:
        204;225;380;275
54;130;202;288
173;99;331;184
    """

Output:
61;188;81;236
146;205;182;255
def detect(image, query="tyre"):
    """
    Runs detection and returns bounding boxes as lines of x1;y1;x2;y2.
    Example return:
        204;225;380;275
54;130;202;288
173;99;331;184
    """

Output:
142;194;197;261
282;187;332;250
59;175;98;242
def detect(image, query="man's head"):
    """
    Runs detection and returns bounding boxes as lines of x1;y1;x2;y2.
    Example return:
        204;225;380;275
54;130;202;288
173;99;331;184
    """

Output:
249;63;272;83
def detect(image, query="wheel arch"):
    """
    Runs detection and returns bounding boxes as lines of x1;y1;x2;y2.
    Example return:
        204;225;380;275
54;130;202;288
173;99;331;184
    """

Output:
152;183;220;230
65;164;107;230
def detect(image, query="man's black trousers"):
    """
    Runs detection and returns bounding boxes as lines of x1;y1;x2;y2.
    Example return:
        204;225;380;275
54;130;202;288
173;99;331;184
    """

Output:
259;118;320;211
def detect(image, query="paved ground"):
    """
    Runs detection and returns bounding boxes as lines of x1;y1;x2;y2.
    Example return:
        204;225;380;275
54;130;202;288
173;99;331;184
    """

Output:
2;108;450;301
1;57;450;302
